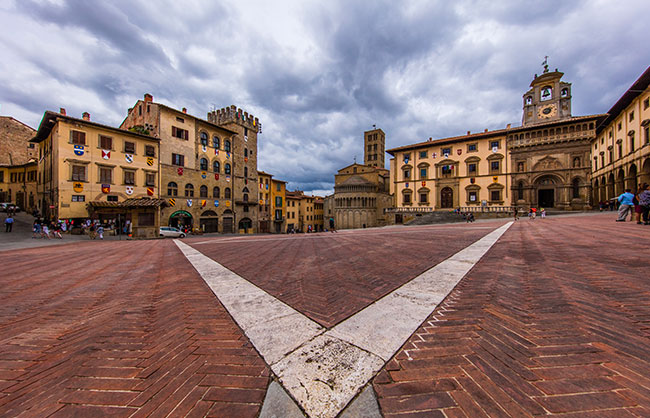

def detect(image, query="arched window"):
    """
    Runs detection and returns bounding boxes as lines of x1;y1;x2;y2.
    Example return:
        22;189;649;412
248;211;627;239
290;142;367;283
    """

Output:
225;163;231;174
244;167;248;178
572;178;580;199
200;158;208;171
213;136;220;149
200;132;208;146
213;160;220;173
224;139;231;152
224;187;231;199
525;96;532;105
243;193;249;202
244;148;248;157
167;182;178;196
200;185;208;198
213;186;220;198
517;181;524;200
185;184;194;197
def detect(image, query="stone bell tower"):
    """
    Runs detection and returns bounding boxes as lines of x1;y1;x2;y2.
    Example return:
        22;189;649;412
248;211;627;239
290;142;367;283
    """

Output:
522;59;572;126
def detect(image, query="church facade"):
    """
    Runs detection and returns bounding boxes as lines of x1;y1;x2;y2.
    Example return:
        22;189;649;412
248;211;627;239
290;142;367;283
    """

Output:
324;128;394;229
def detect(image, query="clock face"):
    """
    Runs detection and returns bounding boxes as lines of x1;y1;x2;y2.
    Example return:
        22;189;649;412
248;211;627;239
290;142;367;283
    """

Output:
538;104;557;119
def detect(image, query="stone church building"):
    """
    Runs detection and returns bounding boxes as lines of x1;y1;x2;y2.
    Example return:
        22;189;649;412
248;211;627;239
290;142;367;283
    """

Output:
324;129;394;229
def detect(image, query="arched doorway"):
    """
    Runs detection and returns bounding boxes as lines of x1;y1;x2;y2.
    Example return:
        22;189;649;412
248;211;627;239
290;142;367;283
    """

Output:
440;187;453;208
535;175;556;208
222;210;234;233
169;210;193;230
628;164;638;191
200;210;218;233
607;173;615;200
238;217;252;233
642;158;650;186
616;169;625;195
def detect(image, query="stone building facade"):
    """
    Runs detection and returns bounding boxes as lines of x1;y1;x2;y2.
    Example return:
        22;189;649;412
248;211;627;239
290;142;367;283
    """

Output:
330;163;393;229
0;116;37;209
326;128;393;229
592;66;650;202
507;69;603;210
121;95;261;233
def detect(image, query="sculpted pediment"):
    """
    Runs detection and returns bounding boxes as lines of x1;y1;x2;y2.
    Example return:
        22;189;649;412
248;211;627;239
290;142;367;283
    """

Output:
533;156;563;171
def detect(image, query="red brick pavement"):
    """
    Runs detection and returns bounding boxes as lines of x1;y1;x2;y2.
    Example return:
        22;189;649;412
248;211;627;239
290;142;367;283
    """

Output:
0;240;269;417
373;214;650;417
186;224;502;327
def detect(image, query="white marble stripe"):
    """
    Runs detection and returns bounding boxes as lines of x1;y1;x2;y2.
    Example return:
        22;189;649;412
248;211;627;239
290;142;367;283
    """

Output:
174;240;324;365
176;221;513;418
327;221;512;361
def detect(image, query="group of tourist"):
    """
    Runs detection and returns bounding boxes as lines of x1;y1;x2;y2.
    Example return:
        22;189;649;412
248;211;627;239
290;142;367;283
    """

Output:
32;219;65;239
616;183;650;224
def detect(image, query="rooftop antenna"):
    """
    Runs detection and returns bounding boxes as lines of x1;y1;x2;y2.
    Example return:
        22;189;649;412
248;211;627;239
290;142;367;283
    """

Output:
354;155;357;164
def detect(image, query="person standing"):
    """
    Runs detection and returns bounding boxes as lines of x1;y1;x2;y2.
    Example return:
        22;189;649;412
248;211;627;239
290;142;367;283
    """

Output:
639;183;650;225
634;184;644;224
97;224;104;240
4;215;14;232
616;188;635;222
540;208;546;218
41;222;50;239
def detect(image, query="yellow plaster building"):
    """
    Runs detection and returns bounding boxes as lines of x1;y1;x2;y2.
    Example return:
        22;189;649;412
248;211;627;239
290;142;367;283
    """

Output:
270;178;287;233
31;110;164;236
389;131;510;210
592;66;650;202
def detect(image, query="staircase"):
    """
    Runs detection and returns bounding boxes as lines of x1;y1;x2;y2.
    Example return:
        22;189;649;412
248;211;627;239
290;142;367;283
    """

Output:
405;211;465;225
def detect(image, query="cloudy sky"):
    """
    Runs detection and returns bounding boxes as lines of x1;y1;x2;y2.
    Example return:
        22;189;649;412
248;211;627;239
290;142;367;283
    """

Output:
1;0;649;195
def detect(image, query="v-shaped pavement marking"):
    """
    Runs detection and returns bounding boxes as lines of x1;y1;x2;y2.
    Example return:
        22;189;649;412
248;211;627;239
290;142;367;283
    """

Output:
175;221;513;418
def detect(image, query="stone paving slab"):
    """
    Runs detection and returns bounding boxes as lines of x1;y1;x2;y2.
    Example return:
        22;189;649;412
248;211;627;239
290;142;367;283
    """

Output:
373;214;650;417
0;240;270;417
185;224;503;327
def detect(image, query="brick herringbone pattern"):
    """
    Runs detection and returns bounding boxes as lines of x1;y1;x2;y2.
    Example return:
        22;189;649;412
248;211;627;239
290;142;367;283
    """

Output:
187;224;501;327
0;240;268;417
373;215;650;417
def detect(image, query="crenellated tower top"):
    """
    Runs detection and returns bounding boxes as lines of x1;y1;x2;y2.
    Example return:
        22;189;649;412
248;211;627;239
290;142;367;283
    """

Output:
207;105;261;134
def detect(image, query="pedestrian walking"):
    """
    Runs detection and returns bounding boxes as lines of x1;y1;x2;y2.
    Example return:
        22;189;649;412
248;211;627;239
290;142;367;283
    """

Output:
41;223;50;239
513;208;519;221
97;224;104;240
540;208;546;219
4;215;14;232
32;220;41;238
89;223;96;239
329;217;337;233
639;183;650;225
53;223;63;239
616;188;635;222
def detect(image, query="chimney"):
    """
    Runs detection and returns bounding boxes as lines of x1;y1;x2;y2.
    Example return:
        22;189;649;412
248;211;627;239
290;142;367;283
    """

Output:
82;112;90;121
144;93;153;103
484;128;488;133
467;131;471;135
506;123;511;129
59;108;66;116
428;137;432;141
182;107;187;114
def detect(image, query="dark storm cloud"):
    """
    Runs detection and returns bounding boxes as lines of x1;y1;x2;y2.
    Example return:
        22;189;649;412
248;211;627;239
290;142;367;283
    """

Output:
2;0;650;195
17;0;169;65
